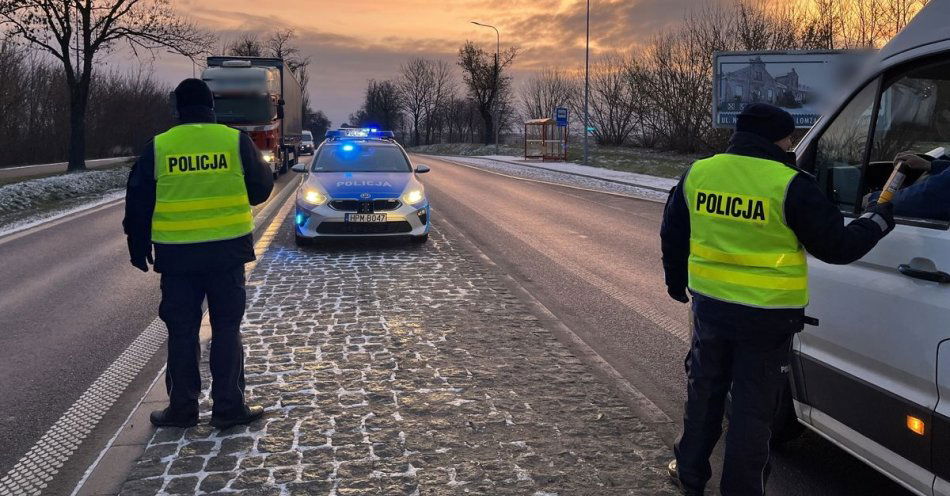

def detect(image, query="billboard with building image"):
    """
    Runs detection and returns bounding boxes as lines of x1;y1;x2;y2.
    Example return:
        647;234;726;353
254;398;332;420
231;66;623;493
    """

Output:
713;50;866;128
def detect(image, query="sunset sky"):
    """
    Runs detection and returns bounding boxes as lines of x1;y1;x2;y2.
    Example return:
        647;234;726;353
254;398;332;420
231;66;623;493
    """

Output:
141;0;720;125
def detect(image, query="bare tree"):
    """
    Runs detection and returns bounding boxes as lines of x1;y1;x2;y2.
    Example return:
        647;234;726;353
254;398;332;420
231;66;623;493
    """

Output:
227;33;263;56
399;58;435;146
0;0;213;171
519;68;576;122
425;60;454;145
350;79;403;133
577;54;637;146
457;41;517;145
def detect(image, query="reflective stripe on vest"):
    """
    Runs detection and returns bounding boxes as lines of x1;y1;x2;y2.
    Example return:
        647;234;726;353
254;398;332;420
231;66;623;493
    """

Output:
684;153;808;309
151;124;253;244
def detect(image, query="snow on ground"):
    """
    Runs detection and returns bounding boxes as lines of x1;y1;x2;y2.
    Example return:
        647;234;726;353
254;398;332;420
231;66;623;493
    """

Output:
420;155;673;203
0;166;130;234
0;190;126;238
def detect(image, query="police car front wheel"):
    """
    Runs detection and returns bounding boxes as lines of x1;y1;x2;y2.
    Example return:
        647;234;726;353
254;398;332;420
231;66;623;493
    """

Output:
294;233;313;247
411;234;429;244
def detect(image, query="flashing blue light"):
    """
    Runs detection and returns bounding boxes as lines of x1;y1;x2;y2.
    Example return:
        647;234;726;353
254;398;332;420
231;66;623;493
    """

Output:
295;213;306;226
342;144;355;152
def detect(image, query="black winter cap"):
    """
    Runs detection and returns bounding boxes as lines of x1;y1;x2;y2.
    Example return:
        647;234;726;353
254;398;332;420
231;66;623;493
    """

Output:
735;103;795;142
174;78;214;111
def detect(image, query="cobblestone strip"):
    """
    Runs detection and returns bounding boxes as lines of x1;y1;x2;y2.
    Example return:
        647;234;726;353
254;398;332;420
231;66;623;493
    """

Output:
119;218;677;496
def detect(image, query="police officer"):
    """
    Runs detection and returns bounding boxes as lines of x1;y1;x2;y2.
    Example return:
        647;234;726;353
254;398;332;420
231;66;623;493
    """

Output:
123;78;274;429
661;103;894;495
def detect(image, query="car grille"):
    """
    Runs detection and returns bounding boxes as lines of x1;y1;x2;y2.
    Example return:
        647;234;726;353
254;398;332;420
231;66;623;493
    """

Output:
329;199;401;212
316;221;413;235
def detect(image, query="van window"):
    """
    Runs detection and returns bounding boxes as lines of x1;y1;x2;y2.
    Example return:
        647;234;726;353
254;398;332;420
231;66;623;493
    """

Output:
868;60;950;226
814;81;878;213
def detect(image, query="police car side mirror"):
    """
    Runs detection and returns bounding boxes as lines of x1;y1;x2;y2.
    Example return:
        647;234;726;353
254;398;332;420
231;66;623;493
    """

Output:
415;165;430;174
291;164;307;173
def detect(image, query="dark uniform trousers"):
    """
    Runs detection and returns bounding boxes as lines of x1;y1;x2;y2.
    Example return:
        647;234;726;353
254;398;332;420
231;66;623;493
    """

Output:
674;312;794;495
158;265;247;418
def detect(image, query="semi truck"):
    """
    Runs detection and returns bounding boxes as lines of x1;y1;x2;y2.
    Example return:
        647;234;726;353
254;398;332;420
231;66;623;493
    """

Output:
202;56;303;177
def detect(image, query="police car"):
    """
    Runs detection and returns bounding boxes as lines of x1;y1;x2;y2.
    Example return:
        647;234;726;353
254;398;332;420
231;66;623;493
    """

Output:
290;129;430;245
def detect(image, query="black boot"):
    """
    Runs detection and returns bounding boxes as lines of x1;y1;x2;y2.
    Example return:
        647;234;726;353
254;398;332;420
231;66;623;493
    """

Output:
210;404;264;430
668;460;704;495
149;407;198;428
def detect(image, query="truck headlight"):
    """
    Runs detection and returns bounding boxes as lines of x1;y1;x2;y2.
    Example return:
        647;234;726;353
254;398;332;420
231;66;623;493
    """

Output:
261;151;275;163
301;189;327;206
402;189;424;206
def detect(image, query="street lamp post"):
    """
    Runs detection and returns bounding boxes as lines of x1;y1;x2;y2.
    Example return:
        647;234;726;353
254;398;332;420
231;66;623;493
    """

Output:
583;0;590;166
471;21;501;155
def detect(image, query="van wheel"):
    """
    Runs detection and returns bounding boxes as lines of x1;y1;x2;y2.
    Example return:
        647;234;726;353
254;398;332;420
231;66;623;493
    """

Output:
725;379;804;449
410;233;429;244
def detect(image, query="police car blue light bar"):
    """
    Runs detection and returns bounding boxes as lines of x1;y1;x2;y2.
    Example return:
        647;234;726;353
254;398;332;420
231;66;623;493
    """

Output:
325;128;395;139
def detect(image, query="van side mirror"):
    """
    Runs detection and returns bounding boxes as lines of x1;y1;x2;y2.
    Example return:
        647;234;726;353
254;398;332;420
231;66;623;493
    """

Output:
415;165;430;174
291;164;307;173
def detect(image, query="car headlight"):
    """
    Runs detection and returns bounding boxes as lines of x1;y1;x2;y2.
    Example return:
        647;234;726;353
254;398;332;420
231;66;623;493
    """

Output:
402;189;425;206
261;151;275;163
301;189;327;206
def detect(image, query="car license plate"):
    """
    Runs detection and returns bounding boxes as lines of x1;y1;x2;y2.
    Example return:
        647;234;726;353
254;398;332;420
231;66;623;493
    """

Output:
346;213;386;223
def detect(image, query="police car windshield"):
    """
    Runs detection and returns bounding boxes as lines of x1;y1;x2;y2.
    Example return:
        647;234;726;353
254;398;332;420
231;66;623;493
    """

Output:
311;143;411;173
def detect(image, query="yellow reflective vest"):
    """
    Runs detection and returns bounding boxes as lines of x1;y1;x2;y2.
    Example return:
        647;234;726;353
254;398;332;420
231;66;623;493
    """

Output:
684;153;808;309
151;124;253;244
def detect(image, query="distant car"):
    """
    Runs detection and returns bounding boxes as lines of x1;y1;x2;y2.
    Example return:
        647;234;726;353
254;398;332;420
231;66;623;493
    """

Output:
298;130;314;155
291;128;431;245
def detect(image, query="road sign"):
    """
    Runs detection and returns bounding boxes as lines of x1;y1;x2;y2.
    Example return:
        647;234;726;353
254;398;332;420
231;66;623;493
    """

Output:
555;107;568;127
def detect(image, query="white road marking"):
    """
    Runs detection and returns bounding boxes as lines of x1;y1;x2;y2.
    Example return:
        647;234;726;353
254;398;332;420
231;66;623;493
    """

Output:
69;186;299;496
0;177;300;496
0;319;168;496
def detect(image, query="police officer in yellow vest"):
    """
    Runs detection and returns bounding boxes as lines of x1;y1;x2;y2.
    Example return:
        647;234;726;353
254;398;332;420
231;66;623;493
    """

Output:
661;104;894;495
123;79;274;429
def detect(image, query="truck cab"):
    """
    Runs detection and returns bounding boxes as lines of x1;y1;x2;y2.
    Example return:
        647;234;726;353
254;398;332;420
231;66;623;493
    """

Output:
202;57;302;178
789;4;950;495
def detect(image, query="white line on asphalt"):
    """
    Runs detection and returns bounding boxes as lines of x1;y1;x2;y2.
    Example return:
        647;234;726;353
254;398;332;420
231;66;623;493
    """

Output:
0;192;126;244
70;183;299;496
417;154;667;204
1;157;132;171
0;318;168;496
0;176;300;496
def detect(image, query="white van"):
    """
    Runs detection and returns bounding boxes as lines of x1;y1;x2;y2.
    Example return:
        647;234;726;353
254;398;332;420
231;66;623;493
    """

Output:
781;3;950;495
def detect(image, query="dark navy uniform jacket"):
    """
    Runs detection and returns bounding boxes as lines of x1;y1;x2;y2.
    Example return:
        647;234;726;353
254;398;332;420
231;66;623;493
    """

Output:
123;105;274;275
660;132;888;334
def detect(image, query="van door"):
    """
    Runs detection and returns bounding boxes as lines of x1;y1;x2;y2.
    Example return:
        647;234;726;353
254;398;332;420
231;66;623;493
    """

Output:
935;339;950;496
797;57;950;495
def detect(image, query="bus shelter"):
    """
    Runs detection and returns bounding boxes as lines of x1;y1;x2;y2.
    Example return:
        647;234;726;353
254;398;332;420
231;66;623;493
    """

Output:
524;118;568;161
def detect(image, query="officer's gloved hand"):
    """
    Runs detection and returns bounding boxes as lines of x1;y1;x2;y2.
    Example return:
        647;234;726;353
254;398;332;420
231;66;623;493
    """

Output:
862;201;896;235
668;287;690;303
128;239;153;272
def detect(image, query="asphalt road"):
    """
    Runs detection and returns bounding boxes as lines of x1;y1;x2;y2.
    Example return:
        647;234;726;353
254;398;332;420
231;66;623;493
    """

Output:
417;154;914;496
0;164;300;494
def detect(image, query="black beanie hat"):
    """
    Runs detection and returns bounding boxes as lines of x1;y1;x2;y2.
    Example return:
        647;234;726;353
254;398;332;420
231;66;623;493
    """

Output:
735;103;795;142
174;78;214;111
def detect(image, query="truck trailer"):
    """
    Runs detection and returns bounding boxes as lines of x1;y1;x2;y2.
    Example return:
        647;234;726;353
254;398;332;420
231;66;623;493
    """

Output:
202;56;303;177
